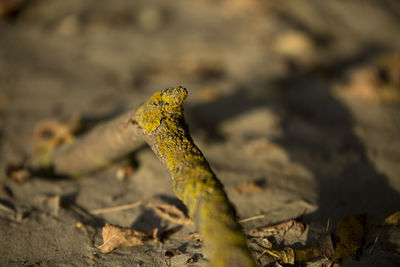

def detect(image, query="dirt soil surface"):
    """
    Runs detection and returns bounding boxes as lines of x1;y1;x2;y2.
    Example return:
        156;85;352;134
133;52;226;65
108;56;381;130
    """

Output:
1;0;400;266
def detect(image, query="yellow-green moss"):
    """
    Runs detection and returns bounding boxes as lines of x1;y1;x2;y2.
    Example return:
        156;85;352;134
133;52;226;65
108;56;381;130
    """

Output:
136;86;255;267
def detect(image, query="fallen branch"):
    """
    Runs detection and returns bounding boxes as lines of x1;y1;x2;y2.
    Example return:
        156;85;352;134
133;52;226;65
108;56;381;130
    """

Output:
31;111;145;176
32;86;256;266
136;87;255;266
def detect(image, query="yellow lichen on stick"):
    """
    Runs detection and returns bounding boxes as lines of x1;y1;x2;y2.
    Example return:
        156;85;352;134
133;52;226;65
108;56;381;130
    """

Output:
136;86;256;267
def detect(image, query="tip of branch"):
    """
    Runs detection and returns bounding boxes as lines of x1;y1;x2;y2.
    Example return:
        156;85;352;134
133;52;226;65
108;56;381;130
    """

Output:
136;86;188;133
160;86;188;106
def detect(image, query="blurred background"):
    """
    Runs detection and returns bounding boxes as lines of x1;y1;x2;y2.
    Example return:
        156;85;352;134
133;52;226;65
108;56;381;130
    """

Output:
0;0;400;266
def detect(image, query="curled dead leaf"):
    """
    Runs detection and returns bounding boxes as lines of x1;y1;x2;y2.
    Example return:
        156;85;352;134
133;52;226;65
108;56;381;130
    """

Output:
333;214;366;262
258;247;295;264
248;218;305;237
258;244;324;264
383;210;400;227
98;224;158;253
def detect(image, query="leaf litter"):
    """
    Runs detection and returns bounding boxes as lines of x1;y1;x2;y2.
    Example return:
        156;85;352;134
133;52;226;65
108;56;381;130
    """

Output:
383;210;400;227
249;214;370;265
98;224;158;254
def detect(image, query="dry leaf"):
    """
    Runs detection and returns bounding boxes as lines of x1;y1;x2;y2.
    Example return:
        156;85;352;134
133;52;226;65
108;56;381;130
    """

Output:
258;245;323;264
258;247;295;264
146;202;193;225
249;218;305;237
32;114;82;155
333;214;366;262
5;163;31;184
98;224;158;253
383;210;400;227
235;182;264;194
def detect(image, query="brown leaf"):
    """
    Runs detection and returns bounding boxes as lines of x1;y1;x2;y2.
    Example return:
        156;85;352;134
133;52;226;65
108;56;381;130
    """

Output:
5;163;31;184
333;214;366;262
32;115;81;155
146;202;193;225
383;210;400;227
249;218;305;237
98;224;158;253
258;247;295;264
257;244;323;264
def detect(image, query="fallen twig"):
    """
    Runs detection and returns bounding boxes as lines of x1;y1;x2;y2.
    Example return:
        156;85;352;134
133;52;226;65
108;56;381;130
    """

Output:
136;87;255;266
239;214;265;223
31;111;145;176
31;86;255;266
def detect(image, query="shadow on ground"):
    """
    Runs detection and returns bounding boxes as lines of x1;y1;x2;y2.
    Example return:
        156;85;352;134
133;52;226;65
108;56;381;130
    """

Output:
189;47;400;226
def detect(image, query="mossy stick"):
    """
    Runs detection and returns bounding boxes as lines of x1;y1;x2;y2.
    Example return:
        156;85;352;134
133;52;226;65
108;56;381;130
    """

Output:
136;87;256;267
31;111;145;176
30;86;255;266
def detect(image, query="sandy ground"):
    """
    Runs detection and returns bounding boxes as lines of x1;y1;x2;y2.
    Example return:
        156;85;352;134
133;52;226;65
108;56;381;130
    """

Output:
1;0;400;266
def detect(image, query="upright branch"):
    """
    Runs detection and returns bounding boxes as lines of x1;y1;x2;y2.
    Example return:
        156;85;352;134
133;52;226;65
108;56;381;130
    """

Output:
136;87;255;267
